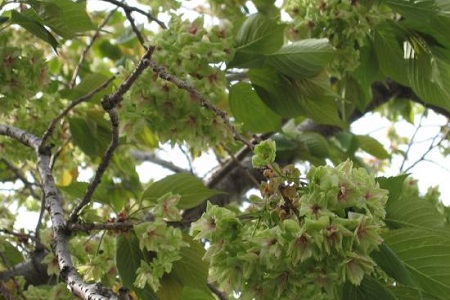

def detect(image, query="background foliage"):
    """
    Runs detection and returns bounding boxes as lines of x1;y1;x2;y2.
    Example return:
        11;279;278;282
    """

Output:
0;0;449;299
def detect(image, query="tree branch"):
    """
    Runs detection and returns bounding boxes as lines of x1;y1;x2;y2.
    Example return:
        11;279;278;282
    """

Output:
131;150;189;173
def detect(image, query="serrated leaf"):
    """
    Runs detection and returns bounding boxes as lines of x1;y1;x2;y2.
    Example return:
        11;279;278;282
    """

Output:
141;173;223;209
371;243;416;287
10;10;59;51
355;135;390;159
383;228;450;299
116;233;158;300
266;39;334;79
376;174;408;203
343;276;396;300
229;82;282;132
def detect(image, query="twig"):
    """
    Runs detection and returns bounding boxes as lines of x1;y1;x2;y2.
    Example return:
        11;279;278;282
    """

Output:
34;194;46;245
69;47;155;223
178;144;194;173
124;9;147;49
40;76;116;148
399;113;425;172
222;144;260;186
131;151;189;173
68;108;120;223
148;61;253;149
100;0;166;29
0;228;47;251
68;220;135;232
207;283;228;300
0;158;40;199
101;47;155;110
70;8;118;88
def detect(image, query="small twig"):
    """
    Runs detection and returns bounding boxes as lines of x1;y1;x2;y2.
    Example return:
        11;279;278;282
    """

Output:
34;194;46;245
0;228;47;251
69;48;155;223
124;9;147;49
0;246;26;299
399;113;425;172
101;47;155;110
207;283;228;300
70;8;117;88
41;76;116;148
222;144;260;186
178;145;194;173
68;220;135;232
131;151;189;173
100;0;166;29
0;158;40;199
68;108;120;224
148;61;253;149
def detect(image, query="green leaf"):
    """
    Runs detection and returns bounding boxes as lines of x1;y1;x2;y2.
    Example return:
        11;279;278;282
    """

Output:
234;14;284;54
228;13;284;68
61;73;113;101
383;228;450;299
30;0;95;39
10;10;59;51
141;173;223;209
68;113;110;158
355;135;390;159
376;174;408;203
0;239;24;265
343;276;396;300
229;82;282;132
58;181;88;200
266;39;334;79
296;132;330;159
374;23;408;85
171;235;210;291
385;195;445;229
116;233;158;299
371;243;416;287
249;67;304;117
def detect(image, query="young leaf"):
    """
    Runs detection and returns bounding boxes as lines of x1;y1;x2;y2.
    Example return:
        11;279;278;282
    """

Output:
266;39;334;79
141;173;223;209
229;82;282;132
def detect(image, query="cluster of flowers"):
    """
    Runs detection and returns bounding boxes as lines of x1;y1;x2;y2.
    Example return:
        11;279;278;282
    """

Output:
193;141;388;298
285;0;387;76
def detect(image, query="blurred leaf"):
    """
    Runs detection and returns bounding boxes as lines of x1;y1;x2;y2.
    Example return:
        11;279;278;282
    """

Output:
297;132;330;158
10;10;58;51
116;233;157;300
68;114;110;158
0;239;24;265
266;39;334;79
141;173;223;209
343;276;396;300
181;287;214;300
383;228;450;299
229;82;282;132
61;73;113;101
355;135;390;159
